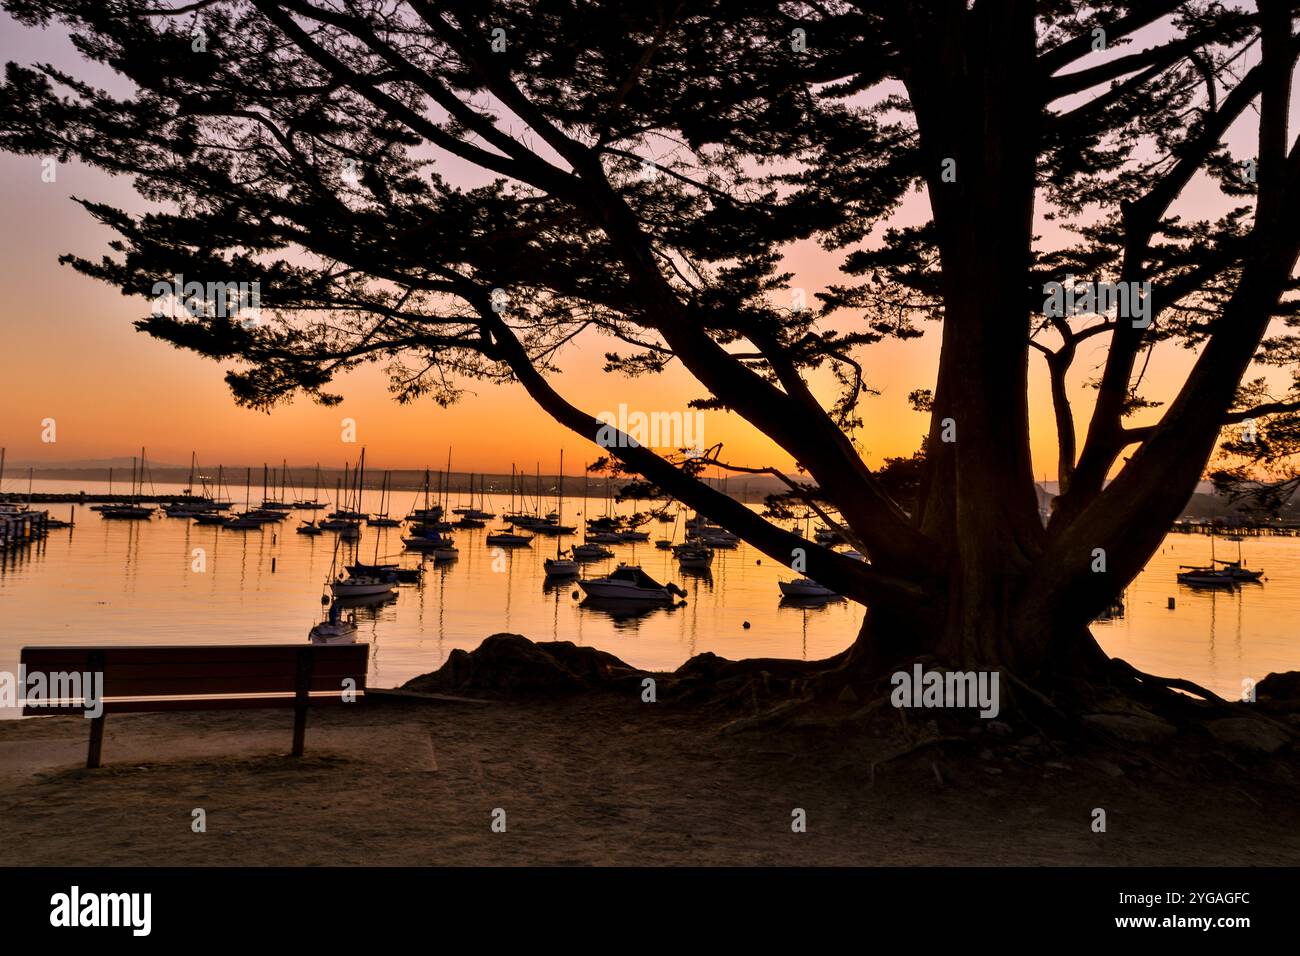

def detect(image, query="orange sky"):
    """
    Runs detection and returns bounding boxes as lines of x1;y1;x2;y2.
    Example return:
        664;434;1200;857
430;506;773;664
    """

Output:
0;13;1278;479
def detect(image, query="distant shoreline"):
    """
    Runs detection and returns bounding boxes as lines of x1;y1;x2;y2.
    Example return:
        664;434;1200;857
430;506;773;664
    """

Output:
0;468;771;502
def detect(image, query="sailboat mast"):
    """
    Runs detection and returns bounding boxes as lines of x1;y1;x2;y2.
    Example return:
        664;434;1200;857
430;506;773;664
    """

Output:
556;450;564;558
357;447;366;514
141;447;155;499
443;447;452;511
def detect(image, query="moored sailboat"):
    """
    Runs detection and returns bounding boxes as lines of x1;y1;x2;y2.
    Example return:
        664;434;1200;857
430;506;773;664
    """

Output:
578;564;684;603
543;450;579;576
100;450;156;519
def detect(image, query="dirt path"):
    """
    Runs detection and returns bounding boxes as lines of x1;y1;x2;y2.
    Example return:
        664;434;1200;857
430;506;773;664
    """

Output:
1;692;1296;866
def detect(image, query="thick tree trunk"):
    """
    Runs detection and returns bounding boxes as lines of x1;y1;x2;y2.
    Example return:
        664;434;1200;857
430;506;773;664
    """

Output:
846;525;1115;688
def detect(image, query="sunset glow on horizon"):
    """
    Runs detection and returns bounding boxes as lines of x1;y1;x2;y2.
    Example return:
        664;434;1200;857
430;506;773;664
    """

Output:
0;14;1272;480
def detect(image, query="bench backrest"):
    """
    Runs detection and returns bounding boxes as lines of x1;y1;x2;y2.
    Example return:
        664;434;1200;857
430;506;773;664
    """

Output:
19;644;369;715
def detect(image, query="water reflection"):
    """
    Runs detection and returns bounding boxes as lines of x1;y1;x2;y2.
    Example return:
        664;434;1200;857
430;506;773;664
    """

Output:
778;595;847;611
578;596;682;627
333;591;400;616
678;567;714;591
3;479;1298;700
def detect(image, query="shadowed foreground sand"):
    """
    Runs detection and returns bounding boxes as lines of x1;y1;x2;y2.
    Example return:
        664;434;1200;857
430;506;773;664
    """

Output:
2;689;1298;866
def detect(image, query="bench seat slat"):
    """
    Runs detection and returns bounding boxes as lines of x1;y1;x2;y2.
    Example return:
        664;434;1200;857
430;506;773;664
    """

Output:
26;690;364;715
21;644;369;666
20;659;372;681
22;673;366;700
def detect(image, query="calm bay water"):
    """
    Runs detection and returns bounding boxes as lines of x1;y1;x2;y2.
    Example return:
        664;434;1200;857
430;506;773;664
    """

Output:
2;479;1297;712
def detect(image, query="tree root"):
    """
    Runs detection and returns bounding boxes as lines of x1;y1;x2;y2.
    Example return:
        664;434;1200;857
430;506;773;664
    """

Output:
868;736;964;787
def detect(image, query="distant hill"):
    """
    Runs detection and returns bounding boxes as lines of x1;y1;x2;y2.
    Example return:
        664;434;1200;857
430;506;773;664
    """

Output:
3;457;186;470
5;460;1289;517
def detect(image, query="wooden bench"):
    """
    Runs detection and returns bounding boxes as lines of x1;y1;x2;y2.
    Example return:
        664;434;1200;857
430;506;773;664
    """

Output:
20;644;369;768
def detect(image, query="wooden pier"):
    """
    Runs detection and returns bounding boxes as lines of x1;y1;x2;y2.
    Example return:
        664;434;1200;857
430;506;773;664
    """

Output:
0;509;49;552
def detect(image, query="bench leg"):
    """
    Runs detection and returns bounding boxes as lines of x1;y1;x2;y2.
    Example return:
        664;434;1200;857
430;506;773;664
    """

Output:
87;715;106;769
292;704;308;757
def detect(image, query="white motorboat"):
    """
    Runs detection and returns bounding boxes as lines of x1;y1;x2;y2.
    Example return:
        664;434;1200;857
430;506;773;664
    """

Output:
778;577;839;599
330;575;396;598
309;619;358;645
676;546;714;569
544;556;579;577
578;564;684;603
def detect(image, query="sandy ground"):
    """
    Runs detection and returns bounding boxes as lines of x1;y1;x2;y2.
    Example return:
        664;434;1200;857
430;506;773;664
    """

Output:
1;690;1297;866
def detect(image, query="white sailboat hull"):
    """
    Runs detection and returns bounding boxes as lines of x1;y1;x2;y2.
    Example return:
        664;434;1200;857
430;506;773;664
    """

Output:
309;621;358;644
578;579;673;602
779;579;838;598
330;578;395;597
